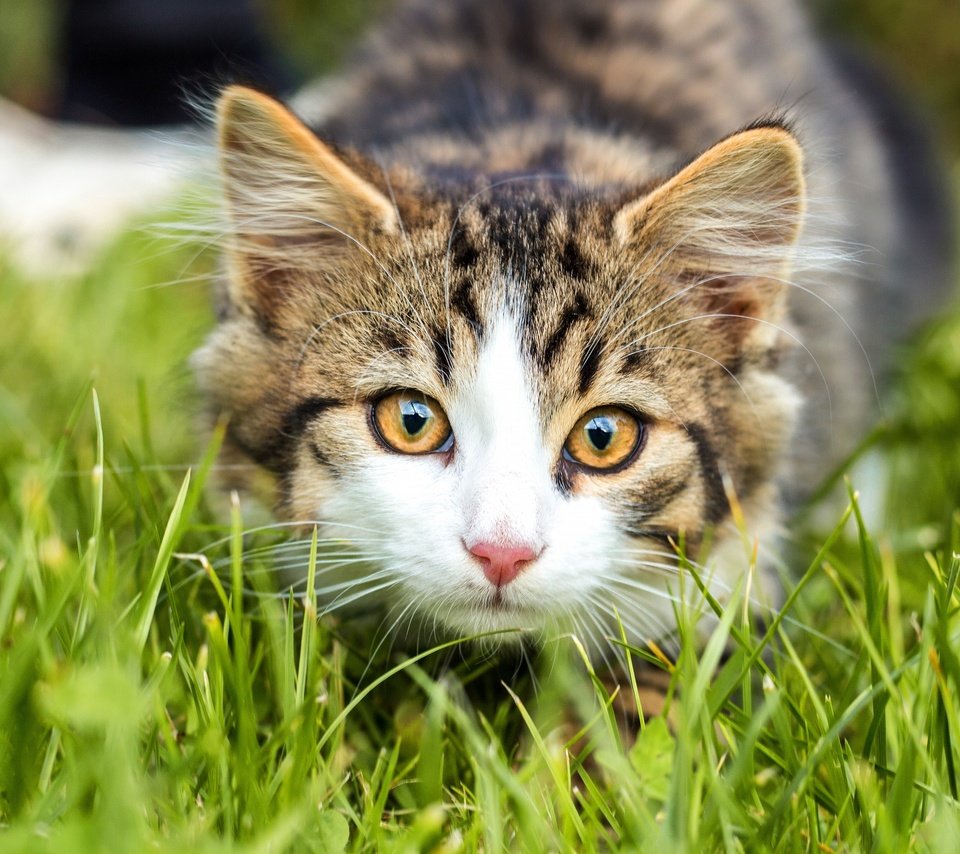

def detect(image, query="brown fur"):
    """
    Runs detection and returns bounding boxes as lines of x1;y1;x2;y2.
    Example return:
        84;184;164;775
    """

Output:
194;0;951;628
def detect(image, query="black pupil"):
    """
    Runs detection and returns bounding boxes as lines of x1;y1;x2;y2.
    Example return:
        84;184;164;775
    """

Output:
400;399;431;437
586;416;615;452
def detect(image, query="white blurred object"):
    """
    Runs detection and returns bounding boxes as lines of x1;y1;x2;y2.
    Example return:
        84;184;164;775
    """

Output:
0;96;201;276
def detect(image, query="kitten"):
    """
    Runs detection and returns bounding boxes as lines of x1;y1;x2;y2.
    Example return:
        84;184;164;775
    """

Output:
193;0;952;653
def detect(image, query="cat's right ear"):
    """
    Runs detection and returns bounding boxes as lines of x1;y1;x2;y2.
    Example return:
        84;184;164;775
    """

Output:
613;125;806;353
216;86;397;316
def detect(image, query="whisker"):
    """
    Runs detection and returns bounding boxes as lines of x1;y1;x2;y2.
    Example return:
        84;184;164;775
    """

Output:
318;577;403;616
53;462;260;478
756;272;881;410
295;307;422;374
358;597;420;685
246;556;387;575
311;568;396;596
634;312;832;428
197;519;386;552
635;344;765;432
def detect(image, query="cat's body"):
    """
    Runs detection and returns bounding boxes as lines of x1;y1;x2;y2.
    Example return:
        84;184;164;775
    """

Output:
194;0;952;651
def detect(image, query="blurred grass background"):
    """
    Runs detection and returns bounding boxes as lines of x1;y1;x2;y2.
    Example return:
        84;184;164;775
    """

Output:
816;0;960;153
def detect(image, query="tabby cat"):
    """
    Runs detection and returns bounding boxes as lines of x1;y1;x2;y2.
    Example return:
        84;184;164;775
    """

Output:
193;0;951;652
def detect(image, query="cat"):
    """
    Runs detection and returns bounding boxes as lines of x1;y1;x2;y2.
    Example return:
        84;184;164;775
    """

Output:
193;0;952;655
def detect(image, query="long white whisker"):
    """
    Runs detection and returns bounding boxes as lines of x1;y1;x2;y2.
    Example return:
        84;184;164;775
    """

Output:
318;577;403;616
634;344;764;430
631;311;833;429
296;308;421;372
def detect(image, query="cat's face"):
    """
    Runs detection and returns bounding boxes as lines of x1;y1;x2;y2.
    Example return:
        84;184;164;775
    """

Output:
195;88;805;647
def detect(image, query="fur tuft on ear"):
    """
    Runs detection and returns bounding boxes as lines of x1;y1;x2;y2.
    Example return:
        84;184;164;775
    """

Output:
216;86;397;316
615;126;806;344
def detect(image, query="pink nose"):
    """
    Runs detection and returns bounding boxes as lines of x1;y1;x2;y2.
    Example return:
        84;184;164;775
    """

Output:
468;541;540;588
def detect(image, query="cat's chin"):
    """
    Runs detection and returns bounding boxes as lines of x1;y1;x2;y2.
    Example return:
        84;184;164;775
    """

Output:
435;597;550;642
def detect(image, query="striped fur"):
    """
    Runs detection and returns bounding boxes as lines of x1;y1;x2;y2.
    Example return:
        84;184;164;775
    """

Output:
193;0;951;651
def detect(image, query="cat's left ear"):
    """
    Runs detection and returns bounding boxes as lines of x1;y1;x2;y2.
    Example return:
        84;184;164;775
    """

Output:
614;125;805;334
217;85;397;239
216;86;398;315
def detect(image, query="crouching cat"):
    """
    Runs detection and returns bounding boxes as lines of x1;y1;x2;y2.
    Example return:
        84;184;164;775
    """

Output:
193;0;952;657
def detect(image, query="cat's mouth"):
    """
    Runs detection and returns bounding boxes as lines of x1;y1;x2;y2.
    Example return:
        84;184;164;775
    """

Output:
437;588;546;638
463;580;524;612
481;588;525;613
487;589;508;609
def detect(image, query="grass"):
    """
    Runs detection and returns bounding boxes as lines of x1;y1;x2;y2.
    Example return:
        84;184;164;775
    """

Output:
0;192;959;851
1;0;959;846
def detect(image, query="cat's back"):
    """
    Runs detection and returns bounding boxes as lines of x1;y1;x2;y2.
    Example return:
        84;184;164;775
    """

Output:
312;0;822;155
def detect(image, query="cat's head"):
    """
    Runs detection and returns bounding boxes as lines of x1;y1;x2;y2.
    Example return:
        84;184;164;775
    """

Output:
194;86;805;646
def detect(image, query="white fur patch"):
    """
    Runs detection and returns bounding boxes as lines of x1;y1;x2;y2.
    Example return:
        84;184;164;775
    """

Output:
313;310;615;642
310;308;759;655
451;313;552;554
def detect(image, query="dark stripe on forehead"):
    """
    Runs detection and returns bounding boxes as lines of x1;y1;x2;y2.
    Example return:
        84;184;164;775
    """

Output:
483;200;554;266
432;328;453;384
558;238;596;281
376;324;410;356
541;292;591;368
451;277;483;336
578;341;603;395
683;421;731;524
449;228;480;268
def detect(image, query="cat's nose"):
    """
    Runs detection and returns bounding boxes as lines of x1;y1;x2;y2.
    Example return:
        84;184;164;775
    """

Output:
468;541;541;588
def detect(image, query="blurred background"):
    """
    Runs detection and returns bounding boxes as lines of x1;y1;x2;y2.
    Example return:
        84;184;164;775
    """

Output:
0;0;957;150
0;0;381;123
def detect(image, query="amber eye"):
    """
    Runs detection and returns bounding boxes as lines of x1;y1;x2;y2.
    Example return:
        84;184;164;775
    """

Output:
563;406;643;471
372;390;453;454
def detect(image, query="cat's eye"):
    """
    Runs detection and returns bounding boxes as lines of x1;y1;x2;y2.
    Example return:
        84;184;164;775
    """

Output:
371;390;453;454
563;406;643;472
